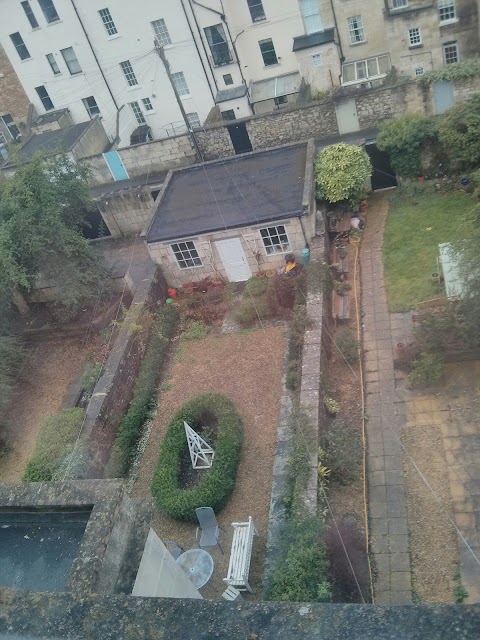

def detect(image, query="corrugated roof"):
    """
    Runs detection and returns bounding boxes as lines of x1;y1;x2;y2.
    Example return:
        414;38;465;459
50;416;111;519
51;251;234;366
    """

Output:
147;144;308;243
292;28;336;52
250;72;301;103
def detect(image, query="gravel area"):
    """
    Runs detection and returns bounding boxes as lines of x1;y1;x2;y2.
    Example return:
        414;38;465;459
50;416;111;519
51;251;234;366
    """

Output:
402;420;458;603
132;325;286;598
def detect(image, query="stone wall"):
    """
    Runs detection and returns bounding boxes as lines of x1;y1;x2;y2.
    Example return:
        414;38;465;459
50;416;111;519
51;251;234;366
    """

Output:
147;216;309;288
196;125;234;161
356;86;406;129
97;188;157;237
0;44;31;137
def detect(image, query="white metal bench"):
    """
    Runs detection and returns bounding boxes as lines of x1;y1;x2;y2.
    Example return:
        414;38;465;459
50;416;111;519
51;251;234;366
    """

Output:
223;516;257;593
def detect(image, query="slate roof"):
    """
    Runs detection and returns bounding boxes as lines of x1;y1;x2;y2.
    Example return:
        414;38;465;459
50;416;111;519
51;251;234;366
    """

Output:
293;28;336;51
8;121;92;164
147;144;308;244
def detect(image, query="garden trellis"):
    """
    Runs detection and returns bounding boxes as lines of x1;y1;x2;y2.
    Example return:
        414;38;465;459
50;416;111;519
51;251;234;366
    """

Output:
184;421;215;469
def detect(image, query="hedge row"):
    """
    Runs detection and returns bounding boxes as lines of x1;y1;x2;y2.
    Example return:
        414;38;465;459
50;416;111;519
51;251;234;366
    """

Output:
152;393;243;522
23;408;85;482
107;304;178;478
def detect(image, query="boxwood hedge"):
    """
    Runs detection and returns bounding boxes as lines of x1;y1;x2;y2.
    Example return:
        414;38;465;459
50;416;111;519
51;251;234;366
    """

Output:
151;393;243;522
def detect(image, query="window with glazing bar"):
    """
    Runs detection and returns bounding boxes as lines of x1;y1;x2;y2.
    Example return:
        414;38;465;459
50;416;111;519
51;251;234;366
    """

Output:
99;8;117;36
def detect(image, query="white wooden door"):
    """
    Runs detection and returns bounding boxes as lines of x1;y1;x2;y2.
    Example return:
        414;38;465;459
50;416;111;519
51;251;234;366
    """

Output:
335;99;360;135
215;238;251;282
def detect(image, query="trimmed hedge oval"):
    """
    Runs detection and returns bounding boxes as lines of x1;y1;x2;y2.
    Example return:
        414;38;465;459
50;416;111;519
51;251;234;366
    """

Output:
152;393;243;522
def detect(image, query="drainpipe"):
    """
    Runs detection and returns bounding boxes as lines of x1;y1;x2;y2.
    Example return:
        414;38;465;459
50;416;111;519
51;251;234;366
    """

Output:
180;0;218;97
190;0;253;113
329;0;345;85
69;0;120;117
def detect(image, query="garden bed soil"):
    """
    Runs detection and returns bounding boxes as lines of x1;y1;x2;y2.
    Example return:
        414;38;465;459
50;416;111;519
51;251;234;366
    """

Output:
131;326;285;598
0;338;91;483
323;239;370;603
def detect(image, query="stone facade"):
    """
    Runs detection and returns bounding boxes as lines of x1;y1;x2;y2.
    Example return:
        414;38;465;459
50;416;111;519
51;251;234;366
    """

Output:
0;44;31;142
355;85;406;129
148;216;310;288
196;126;234;161
97;188;158;237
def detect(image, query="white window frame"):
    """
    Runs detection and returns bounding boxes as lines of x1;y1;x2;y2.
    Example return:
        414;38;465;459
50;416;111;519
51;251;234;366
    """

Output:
10;32;31;60
142;97;153;112
130;101;146;124
443;41;459;64
187;112;201;129
60;47;82;75
172;71;190;97
259;225;291;255
99;8;118;36
341;54;390;86
414;67;425;77
246;0;266;23
312;52;323;66
38;0;59;23
46;53;60;75
408;28;422;47
300;0;323;35
347;16;365;44
21;1;39;28
170;240;202;269
438;0;456;24
392;0;408;8
83;96;100;118
259;38;278;66
120;60;138;86
151;19;171;46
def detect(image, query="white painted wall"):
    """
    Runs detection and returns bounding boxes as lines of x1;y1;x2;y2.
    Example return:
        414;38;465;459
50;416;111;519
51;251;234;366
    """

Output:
0;0;118;139
74;0;217;142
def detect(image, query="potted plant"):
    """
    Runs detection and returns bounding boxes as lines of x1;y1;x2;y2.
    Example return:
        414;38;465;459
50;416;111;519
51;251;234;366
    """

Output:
324;396;340;417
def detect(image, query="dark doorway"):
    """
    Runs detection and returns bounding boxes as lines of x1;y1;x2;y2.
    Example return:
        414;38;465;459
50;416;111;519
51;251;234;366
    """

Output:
365;143;397;190
227;121;253;155
82;208;112;239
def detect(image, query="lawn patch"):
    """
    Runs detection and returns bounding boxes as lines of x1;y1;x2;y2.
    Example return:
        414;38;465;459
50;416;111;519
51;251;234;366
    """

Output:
383;188;472;311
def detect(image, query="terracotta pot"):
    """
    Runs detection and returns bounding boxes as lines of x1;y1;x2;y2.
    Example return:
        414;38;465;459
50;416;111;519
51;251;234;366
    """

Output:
396;342;406;354
359;200;367;213
432;272;441;284
417;176;425;183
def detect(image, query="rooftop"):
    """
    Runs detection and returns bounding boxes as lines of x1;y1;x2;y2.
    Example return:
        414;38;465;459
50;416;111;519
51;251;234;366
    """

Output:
3;121;91;167
146;144;308;244
293;28;336;52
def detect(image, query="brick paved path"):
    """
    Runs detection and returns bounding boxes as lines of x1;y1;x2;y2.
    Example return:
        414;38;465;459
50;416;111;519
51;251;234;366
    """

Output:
360;192;412;604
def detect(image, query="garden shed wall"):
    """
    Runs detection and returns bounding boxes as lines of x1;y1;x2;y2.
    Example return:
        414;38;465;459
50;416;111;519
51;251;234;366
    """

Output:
148;217;309;288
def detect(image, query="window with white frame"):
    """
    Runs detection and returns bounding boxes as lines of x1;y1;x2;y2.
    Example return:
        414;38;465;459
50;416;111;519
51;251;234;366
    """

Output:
187;112;201;128
151;19;171;46
259;38;278;66
99;8;117;36
247;0;265;22
21;1;39;28
35;85;54;111
392;0;408;8
61;47;81;74
347;16;365;44
130;101;146;124
443;41;459;64
439;0;456;23
46;53;60;74
120;60;138;86
172;71;189;96
38;0;59;23
142;97;153;111
415;67;425;76
341;54;390;85
312;53;322;66
1;115;20;140
83;96;100;118
10;32;30;60
171;241;202;269
408;28;422;47
260;225;291;255
300;0;323;35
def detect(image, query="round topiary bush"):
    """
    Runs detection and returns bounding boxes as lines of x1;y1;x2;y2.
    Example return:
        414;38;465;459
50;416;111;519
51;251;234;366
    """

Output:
152;393;243;522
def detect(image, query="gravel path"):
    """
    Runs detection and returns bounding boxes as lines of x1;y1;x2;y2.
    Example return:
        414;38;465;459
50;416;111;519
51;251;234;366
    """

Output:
132;326;285;598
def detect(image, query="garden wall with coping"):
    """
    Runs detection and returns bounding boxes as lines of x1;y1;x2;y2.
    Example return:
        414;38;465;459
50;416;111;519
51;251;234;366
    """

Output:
75;261;166;479
264;235;330;589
